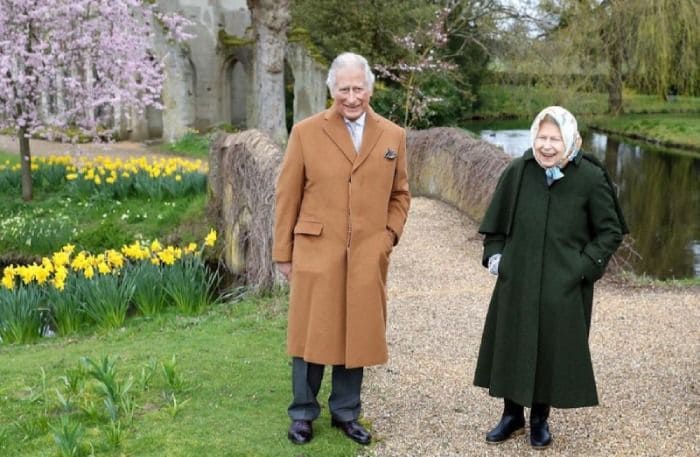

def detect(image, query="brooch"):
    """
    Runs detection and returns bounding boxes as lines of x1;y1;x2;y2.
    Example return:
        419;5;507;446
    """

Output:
384;148;397;160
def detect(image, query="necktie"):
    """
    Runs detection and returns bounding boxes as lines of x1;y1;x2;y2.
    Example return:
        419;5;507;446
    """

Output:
348;121;361;152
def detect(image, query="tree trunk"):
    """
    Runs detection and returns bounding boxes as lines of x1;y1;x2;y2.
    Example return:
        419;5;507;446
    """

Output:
247;0;290;145
19;127;33;201
603;2;625;116
606;44;624;115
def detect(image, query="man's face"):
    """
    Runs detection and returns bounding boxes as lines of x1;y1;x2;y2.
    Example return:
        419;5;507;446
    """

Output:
332;65;371;121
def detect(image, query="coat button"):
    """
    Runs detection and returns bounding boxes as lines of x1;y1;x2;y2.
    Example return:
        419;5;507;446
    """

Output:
597;259;602;263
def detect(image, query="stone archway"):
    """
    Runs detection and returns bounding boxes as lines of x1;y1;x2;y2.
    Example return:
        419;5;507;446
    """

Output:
284;59;295;131
222;51;252;130
229;60;248;128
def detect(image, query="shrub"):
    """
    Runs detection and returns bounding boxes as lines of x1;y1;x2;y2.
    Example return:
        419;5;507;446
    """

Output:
163;256;220;315
0;285;44;344
78;273;136;330
130;263;168;316
46;280;84;336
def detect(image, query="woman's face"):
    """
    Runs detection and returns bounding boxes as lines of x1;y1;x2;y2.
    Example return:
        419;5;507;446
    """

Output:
534;120;565;168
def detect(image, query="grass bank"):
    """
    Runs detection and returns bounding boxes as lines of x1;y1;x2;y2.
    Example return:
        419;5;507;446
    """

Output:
587;113;700;152
475;85;700;119
0;295;366;456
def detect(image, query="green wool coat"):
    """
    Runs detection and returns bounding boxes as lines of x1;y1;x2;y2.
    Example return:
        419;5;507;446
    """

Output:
474;149;628;408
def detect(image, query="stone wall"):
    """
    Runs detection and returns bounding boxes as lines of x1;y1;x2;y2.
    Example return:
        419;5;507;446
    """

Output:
208;129;282;290
407;128;510;222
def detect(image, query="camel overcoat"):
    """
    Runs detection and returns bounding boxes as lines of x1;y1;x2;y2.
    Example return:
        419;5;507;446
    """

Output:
273;107;410;368
474;150;628;408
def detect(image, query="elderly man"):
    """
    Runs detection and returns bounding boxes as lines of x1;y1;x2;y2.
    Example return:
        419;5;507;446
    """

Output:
273;52;410;445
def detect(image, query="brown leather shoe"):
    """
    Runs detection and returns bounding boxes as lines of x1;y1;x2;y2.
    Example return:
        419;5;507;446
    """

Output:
331;418;371;445
288;420;313;445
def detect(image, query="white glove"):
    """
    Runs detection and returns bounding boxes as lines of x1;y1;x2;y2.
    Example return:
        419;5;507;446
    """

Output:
487;254;501;276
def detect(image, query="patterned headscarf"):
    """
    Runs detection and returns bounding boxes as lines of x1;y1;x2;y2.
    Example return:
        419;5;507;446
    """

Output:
529;106;583;185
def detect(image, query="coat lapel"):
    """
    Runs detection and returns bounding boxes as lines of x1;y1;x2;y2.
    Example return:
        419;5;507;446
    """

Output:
352;108;384;172
322;109;356;165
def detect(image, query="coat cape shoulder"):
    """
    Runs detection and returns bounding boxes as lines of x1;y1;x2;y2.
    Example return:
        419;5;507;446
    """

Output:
478;149;629;237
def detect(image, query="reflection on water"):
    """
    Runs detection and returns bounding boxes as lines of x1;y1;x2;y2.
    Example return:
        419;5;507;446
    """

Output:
472;122;700;279
479;129;531;157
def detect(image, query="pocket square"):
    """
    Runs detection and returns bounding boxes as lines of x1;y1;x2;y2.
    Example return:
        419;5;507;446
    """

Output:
384;148;397;160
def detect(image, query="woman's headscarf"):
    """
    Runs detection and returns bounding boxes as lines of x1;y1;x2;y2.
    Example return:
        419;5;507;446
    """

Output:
529;106;583;185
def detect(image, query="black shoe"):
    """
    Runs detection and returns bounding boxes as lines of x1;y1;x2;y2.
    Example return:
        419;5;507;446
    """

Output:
486;398;525;444
288;420;313;445
530;404;552;449
331;418;372;445
485;414;526;444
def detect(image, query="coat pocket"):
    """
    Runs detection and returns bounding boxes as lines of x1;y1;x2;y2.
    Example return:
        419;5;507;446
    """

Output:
293;220;323;236
578;252;603;283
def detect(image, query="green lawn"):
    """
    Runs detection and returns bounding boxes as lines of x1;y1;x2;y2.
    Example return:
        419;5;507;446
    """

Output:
0;295;367;456
587;113;700;151
160;131;211;159
0;190;208;259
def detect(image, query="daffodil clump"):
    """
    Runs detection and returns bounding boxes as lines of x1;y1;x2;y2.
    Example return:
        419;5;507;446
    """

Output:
0;229;219;344
0;155;207;199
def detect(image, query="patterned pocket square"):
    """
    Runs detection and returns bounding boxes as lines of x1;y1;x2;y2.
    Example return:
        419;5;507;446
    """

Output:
384;148;397;160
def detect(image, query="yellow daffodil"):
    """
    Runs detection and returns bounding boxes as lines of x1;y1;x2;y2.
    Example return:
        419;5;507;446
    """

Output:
41;257;54;273
97;262;111;275
52;276;66;291
106;250;125;268
204;229;217;247
83;265;95;279
18;265;36;284
52;251;70;267
157;250;176;266
1;273;14;290
150;239;163;252
71;252;90;270
35;266;51;285
121;242;150;260
54;266;68;283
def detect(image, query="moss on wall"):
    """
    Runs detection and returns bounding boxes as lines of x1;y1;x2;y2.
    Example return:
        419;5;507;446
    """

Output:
287;27;327;67
218;29;254;48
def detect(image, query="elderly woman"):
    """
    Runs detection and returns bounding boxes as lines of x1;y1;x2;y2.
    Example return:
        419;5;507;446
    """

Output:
473;106;628;449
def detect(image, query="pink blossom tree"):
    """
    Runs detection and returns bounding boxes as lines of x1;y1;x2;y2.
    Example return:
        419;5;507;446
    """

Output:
373;6;457;127
0;0;192;200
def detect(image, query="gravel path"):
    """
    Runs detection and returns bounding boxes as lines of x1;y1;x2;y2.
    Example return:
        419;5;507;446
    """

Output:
364;197;700;457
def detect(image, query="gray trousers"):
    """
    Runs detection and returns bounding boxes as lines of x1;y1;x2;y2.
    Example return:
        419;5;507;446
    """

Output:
288;357;363;422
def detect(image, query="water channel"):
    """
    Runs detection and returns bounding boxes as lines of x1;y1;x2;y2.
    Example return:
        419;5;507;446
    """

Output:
464;120;700;280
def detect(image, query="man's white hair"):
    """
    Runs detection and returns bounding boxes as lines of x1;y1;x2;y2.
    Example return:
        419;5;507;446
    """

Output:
326;52;375;95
